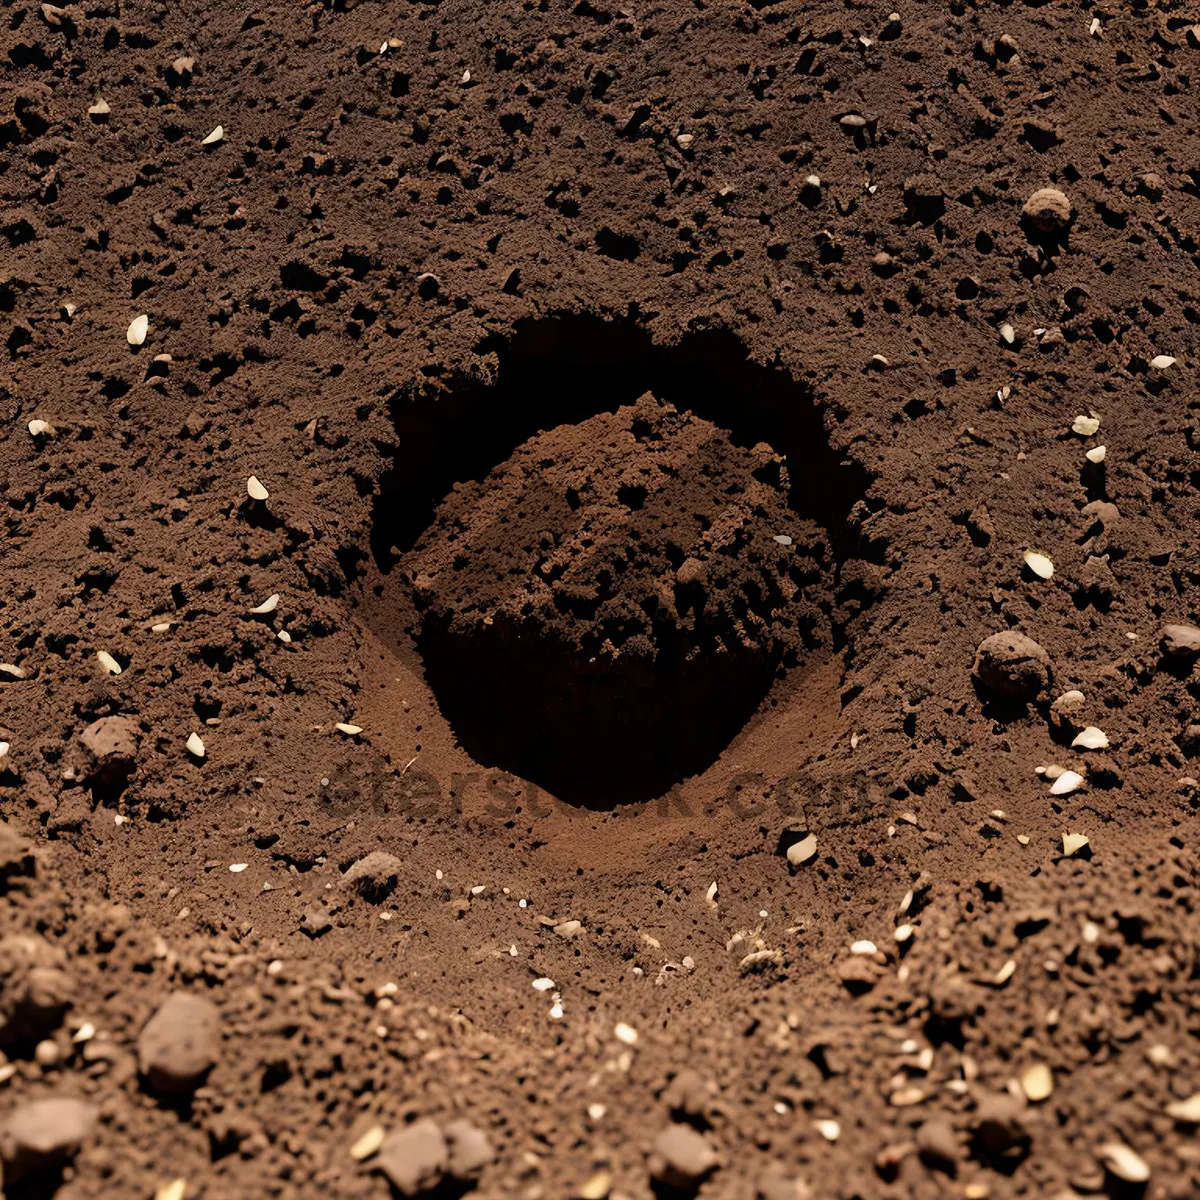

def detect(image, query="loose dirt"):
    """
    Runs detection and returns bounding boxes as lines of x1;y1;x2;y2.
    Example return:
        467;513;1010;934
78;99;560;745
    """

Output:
2;2;1200;1199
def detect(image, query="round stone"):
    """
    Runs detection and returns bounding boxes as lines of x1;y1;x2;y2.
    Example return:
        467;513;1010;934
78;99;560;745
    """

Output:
973;631;1051;699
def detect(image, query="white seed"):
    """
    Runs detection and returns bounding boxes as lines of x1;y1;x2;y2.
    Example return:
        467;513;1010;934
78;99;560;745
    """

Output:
993;959;1017;984
246;475;269;501
250;594;279;614
150;622;172;633
1072;726;1109;750
999;323;1015;344
554;920;583;937
349;1125;385;1161
1062;832;1090;856
1165;1093;1200;1122
229;863;248;873
531;978;555;991
72;1022;96;1043
186;732;206;758
200;125;224;145
335;723;363;736
898;889;913;915
1098;1142;1150;1184
1023;550;1054;580
1150;354;1176;372
548;1003;564;1019
27;419;55;437
850;940;877;955
1071;414;1100;436
1050;770;1084;796
461;70;471;83
126;313;149;345
614;1022;638;1045
813;1119;840;1141
786;834;817;866
1020;1062;1053;1101
96;650;122;676
0;664;27;679
894;924;914;942
87;98;110;116
1086;445;1107;463
705;880;718;908
0;742;9;759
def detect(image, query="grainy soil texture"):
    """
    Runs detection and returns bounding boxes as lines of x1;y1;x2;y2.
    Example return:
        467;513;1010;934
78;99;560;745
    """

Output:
2;1;1200;1198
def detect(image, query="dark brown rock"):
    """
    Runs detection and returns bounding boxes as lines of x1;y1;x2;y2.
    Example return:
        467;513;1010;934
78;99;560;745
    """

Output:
137;991;221;1093
1022;187;1071;230
443;1117;494;1180
1162;624;1200;659
915;1117;959;1174
973;631;1051;699
0;934;73;1047
342;851;404;903
649;1123;718;1191
375;1119;447;1196
77;716;140;785
0;1096;98;1185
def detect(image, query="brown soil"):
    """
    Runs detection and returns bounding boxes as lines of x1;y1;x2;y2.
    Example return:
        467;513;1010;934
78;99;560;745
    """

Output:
2;2;1200;1199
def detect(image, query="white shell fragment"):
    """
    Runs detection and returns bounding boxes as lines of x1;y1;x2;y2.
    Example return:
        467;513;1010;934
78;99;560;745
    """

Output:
1150;355;1176;372
335;723;363;736
87;98;110;116
250;594;280;614
1024;551;1054;580
1072;414;1100;436
1050;770;1084;796
126;314;149;345
999;323;1015;344
554;920;583;938
705;880;718;908
229;863;248;873
1020;1063;1054;1101
0;664;27;679
813;1119;841;1142
0;742;9;759
531;978;555;991
772;534;793;546
27;419;55;437
1062;832;1090;856
96;650;122;676
786;833;818;866
200;125;224;145
349;1126;385;1162
1166;1094;1200;1122
186;732;206;758
1086;445;1107;464
246;476;269;501
1072;726;1109;750
1098;1142;1150;1184
277;630;292;643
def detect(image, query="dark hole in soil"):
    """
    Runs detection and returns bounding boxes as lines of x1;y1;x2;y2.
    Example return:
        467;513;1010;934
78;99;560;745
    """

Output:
371;315;868;565
370;315;872;809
